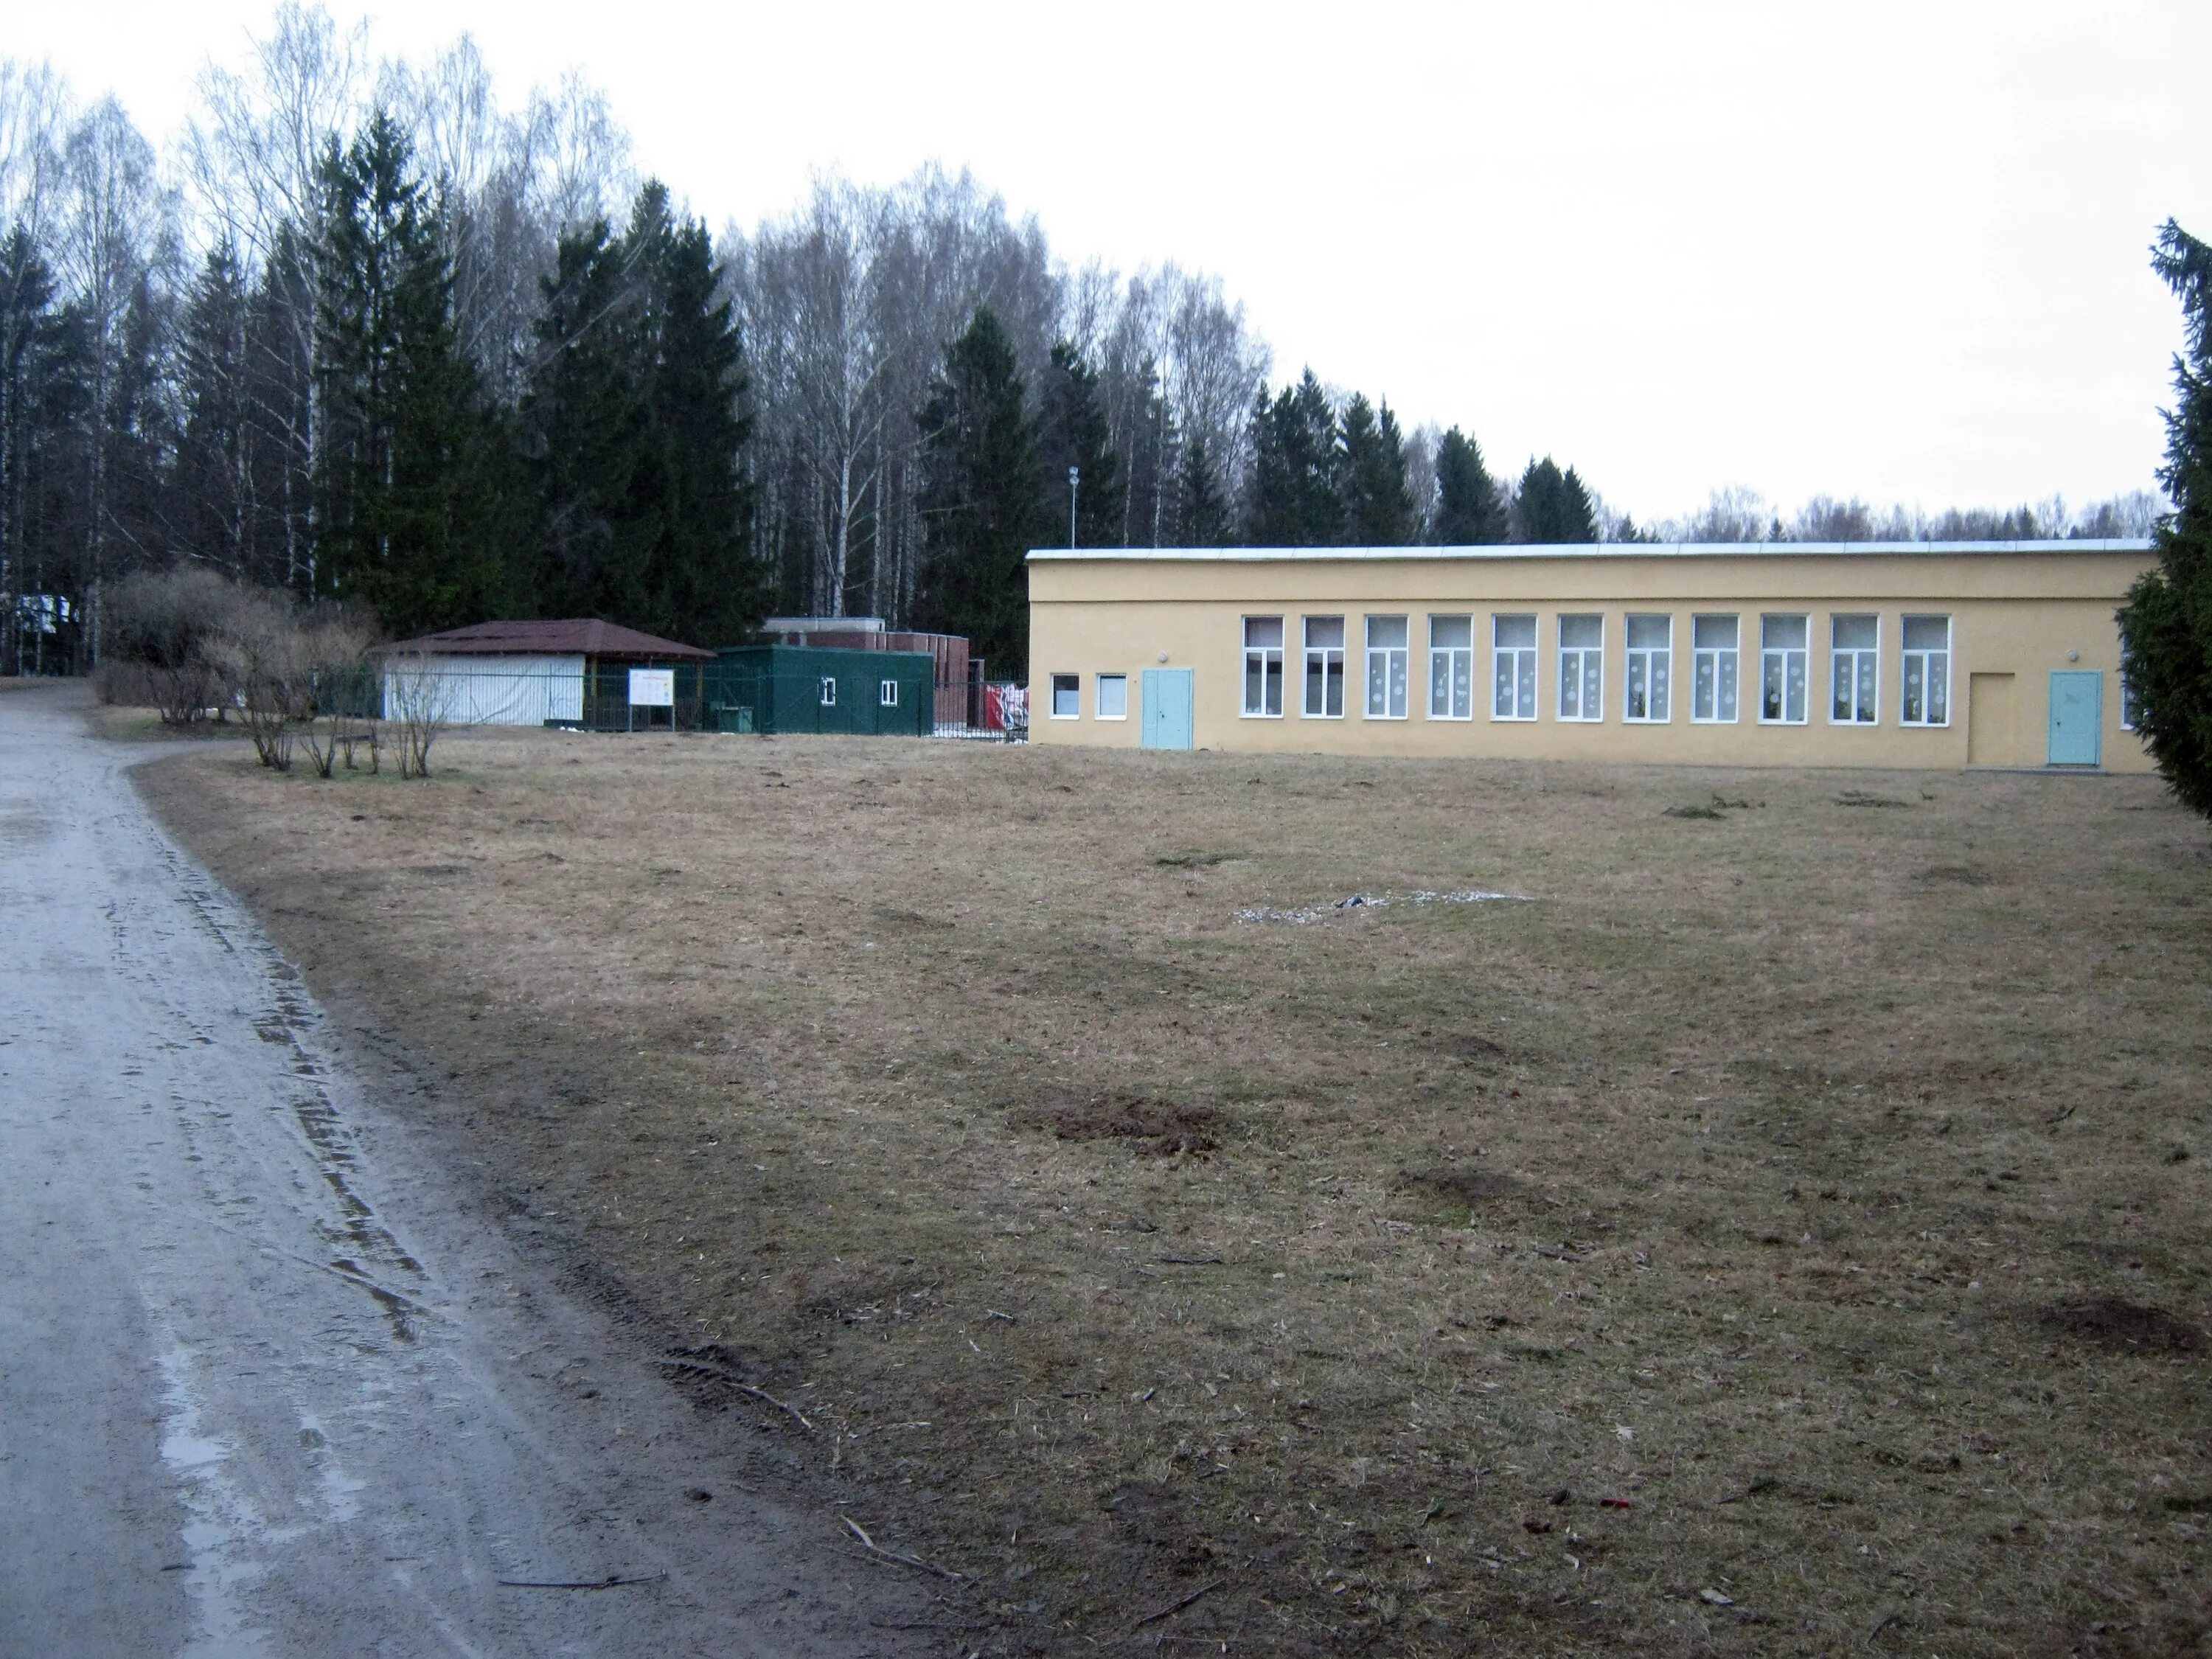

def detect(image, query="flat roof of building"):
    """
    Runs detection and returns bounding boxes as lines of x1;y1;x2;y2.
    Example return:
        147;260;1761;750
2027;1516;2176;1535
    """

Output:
1028;538;2154;563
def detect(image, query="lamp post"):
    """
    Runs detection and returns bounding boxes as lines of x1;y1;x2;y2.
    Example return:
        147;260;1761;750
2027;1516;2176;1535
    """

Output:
1068;465;1079;549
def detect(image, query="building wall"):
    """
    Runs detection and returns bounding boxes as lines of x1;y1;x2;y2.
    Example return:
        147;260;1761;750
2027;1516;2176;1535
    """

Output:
1026;544;2157;771
713;645;935;735
382;653;585;726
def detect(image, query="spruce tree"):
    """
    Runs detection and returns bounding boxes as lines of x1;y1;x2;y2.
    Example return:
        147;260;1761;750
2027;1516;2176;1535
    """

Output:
524;183;755;644
1178;431;1232;547
0;229;63;673
1433;426;1506;544
526;215;646;621
1338;393;1416;545
174;243;254;577
1036;339;1121;548
1245;369;1340;546
314;110;502;636
2119;219;2212;817
1515;455;1600;543
635;192;756;643
914;306;1041;674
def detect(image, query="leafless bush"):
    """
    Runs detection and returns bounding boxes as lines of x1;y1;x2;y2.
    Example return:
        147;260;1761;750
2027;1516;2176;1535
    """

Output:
384;650;453;779
298;612;378;779
219;587;309;771
105;566;247;723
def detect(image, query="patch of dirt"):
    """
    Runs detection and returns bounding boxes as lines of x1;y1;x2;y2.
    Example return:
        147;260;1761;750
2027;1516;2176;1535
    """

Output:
2039;1299;2203;1354
1018;1091;1222;1155
1835;790;1912;808
1418;1029;1507;1062
1663;803;1725;820
1917;864;1996;886
1153;849;1243;869
1393;1164;1531;1224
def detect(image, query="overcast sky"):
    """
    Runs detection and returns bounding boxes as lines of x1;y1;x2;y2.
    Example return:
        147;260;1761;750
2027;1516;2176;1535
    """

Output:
15;1;2211;524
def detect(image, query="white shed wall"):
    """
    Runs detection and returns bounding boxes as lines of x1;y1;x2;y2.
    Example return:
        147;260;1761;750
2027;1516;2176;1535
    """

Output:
382;653;585;726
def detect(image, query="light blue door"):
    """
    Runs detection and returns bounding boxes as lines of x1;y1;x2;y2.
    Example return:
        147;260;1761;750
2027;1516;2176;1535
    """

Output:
2048;671;2102;766
1141;668;1193;751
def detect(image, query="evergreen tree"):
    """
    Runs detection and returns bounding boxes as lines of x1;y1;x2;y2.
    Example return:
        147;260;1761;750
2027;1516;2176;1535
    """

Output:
0;229;94;672
2120;219;2212;817
524;184;755;644
526;215;645;621
914;306;1041;674
1178;431;1233;547
1245;369;1340;546
1515;455;1599;543
631;189;756;643
174;243;256;578
1035;339;1121;549
1433;425;1506;544
314;110;502;636
1;229;60;672
1338;393;1416;545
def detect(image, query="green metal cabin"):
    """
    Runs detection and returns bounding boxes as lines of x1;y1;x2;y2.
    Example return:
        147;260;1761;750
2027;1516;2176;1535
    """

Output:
709;644;936;736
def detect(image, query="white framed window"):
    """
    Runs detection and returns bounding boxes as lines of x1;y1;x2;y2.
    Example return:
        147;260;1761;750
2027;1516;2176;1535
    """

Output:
1049;672;1079;718
880;678;900;708
1096;673;1128;720
1302;616;1345;717
1428;614;1474;720
1759;613;1809;724
1624;613;1672;723
1829;613;1879;724
1242;616;1284;717
1900;614;1951;726
1365;615;1409;719
819;676;838;707
1492;613;1538;720
1557;613;1603;722
1692;613;1739;723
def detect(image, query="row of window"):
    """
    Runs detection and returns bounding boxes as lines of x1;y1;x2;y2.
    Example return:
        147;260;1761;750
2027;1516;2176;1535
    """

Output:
1234;611;1954;728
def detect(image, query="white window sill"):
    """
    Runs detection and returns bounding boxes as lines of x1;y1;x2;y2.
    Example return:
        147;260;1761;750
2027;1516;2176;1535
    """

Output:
1363;713;1411;722
1491;713;1538;723
1095;714;1127;722
1427;713;1475;723
1624;716;1672;726
1301;711;1346;720
1240;711;1285;720
1691;715;1739;726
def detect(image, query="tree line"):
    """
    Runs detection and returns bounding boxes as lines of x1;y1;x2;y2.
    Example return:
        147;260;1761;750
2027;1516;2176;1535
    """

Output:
0;7;2173;683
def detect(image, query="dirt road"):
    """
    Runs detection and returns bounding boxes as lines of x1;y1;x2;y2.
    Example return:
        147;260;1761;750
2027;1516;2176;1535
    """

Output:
0;686;928;1658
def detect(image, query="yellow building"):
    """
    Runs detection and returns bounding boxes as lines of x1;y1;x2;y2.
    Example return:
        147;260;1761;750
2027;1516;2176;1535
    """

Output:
1026;540;2157;771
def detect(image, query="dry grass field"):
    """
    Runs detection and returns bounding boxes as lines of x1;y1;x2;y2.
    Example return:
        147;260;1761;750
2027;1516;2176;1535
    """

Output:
139;726;2212;1657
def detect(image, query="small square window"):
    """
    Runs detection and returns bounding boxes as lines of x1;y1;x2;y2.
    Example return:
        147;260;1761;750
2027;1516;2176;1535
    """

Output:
1096;674;1128;720
879;679;899;707
1050;672;1080;718
819;676;837;706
